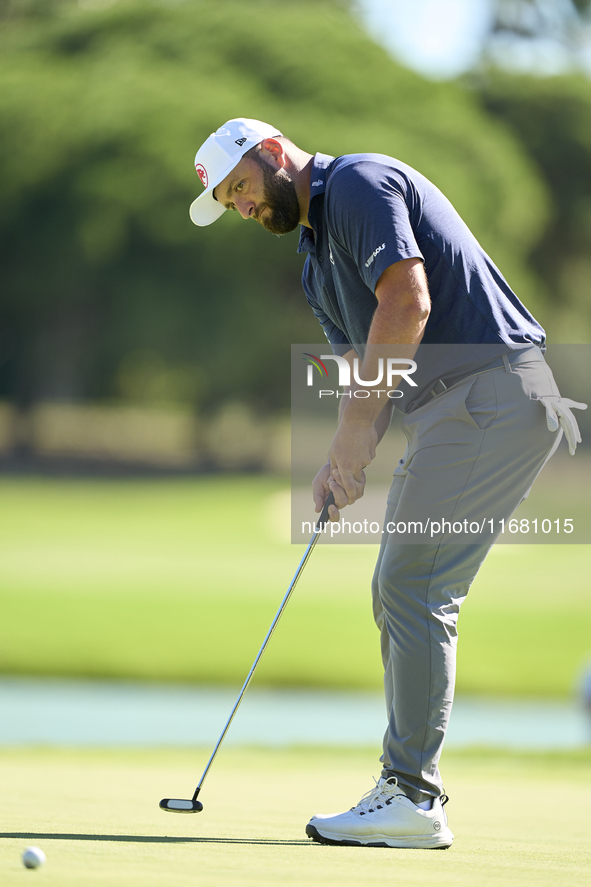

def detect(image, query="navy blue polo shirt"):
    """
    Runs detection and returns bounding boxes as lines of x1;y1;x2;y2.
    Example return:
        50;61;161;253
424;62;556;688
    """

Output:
297;153;545;409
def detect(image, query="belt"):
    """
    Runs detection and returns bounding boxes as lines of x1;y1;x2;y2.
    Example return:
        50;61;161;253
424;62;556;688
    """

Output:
418;346;543;408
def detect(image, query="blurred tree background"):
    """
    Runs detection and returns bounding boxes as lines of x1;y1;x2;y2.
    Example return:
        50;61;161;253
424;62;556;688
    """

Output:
0;0;589;468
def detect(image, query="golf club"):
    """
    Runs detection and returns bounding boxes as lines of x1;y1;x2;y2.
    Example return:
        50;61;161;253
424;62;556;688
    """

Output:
159;491;336;813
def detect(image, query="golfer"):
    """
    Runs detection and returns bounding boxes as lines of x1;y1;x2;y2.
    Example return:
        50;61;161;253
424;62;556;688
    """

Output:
189;118;585;848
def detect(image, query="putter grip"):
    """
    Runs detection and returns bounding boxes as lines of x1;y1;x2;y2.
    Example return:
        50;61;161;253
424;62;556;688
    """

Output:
316;491;335;530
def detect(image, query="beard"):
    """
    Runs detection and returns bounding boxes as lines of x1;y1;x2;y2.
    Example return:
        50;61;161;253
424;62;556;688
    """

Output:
252;157;301;235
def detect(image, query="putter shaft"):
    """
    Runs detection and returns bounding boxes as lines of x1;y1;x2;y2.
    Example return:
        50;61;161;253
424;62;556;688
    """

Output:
191;492;335;802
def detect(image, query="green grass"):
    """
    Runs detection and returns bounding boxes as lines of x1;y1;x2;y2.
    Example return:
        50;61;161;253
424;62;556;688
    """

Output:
0;477;589;696
0;746;590;886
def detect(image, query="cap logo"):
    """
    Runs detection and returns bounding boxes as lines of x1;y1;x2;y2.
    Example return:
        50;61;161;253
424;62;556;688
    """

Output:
235;137;247;147
195;164;208;187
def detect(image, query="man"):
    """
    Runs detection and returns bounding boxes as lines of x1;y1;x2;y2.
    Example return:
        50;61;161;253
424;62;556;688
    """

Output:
189;118;585;848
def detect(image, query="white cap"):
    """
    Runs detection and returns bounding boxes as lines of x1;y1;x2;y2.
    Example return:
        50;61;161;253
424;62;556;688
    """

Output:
189;118;283;226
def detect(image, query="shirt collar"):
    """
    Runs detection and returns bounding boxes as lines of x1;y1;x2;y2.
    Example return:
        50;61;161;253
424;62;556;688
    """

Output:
308;152;334;197
297;152;335;254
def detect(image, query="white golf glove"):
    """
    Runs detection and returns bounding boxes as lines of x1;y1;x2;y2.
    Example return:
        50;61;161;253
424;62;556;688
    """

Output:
536;396;588;455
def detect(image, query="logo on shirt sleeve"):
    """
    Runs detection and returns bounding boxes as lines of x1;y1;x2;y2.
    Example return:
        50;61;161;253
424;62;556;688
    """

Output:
364;242;386;268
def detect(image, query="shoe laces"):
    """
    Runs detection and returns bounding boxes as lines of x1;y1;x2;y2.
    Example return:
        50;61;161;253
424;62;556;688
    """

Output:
353;777;405;816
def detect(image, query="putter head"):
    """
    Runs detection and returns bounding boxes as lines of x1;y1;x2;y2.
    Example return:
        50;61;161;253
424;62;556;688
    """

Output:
159;798;203;813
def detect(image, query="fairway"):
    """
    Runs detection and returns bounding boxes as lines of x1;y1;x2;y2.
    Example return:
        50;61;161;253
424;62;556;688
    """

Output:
0;476;589;696
0;746;590;886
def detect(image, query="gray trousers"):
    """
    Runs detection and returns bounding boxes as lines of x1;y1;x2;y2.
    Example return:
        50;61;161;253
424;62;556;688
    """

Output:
372;349;562;802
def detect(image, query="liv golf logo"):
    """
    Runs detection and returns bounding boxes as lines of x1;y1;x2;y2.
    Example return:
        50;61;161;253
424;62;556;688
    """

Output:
302;353;417;399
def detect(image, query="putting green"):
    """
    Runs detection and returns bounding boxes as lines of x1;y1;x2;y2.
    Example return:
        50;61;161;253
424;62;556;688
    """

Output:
0;746;589;885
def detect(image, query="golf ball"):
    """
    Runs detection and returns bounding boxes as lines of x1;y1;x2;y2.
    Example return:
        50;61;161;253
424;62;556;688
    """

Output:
22;846;46;869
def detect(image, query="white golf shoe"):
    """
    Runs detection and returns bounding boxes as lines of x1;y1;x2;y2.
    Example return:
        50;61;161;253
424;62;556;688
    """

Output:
305;776;454;849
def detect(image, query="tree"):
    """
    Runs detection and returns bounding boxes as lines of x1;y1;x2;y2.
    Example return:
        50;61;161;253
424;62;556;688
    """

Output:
479;70;591;341
0;0;550;415
486;0;591;73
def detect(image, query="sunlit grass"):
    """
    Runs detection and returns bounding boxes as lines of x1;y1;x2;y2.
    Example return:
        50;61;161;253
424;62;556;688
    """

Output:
0;746;589;886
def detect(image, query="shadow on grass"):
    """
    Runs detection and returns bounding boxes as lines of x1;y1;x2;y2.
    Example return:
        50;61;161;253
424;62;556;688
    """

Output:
0;832;311;846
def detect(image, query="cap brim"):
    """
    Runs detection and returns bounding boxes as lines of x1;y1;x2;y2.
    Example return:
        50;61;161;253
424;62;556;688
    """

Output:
189;152;248;227
189;188;227;227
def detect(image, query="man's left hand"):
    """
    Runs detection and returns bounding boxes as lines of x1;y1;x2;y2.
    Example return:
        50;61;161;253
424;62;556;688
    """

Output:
328;419;377;505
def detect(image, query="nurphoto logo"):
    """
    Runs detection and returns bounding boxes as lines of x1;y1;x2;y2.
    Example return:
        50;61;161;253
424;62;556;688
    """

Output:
302;352;417;400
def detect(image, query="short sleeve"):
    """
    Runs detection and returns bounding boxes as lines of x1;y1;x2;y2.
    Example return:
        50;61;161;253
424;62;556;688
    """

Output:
326;159;424;291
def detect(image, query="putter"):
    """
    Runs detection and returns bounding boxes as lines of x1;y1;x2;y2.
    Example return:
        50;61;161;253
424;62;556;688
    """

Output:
160;491;336;813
